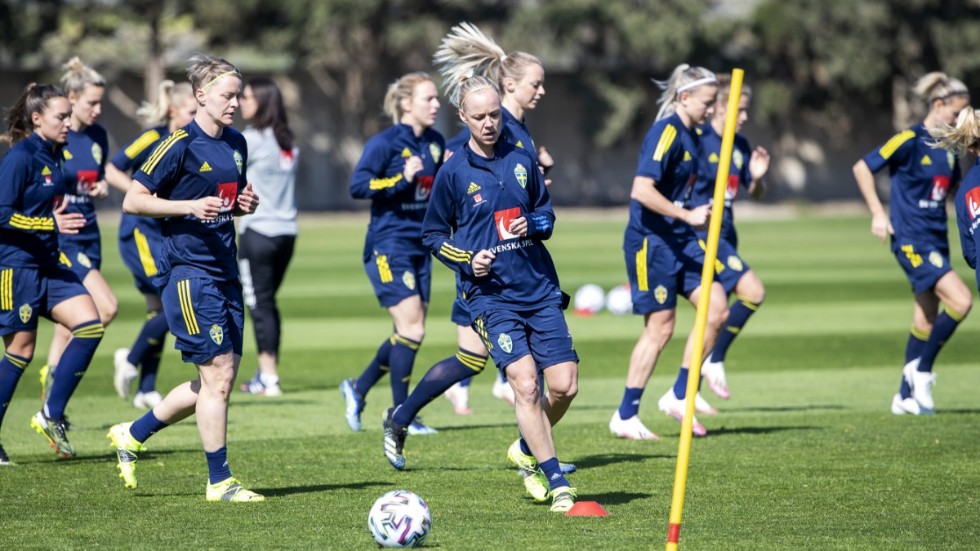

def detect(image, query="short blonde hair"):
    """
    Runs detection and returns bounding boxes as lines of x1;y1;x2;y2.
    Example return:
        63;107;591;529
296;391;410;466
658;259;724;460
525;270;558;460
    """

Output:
653;64;717;121
456;75;499;111
186;54;242;92
914;72;969;104
382;72;433;124
60;56;105;95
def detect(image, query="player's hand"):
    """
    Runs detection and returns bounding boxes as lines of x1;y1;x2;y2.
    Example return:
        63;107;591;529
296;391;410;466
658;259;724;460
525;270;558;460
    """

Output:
237;182;260;214
684;204;710;229
544;178;553;187
472;249;495;277
537;146;554;172
88;179;109;199
188;196;223;222
53;197;85;234
508;216;528;237
403;156;424;183
871;213;893;242
443;149;454;162
749;146;770;181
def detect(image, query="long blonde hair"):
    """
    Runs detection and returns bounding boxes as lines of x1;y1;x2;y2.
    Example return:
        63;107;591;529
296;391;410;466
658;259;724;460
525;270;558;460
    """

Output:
914;72;969;105
60;56;105;95
136;80;194;126
653;64;717;121
433;22;541;108
382;72;433;124
930;106;980;155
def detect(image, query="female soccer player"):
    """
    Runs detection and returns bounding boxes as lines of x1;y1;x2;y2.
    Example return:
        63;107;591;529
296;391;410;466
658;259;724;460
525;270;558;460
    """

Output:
0;83;105;464
40;57;117;395
609;64;728;440
105;80;197;409
417;74;578;512
684;74;770;408
854;72;972;415
236;77;299;397
106;55;264;502
339;72;443;435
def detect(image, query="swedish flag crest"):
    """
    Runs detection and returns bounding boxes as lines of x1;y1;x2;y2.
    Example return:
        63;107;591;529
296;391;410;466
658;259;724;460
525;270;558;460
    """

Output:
429;142;442;162
654;285;668;305
514;163;527;188
209;324;224;345
233;150;243;175
19;304;32;324
497;333;513;354
92;142;103;165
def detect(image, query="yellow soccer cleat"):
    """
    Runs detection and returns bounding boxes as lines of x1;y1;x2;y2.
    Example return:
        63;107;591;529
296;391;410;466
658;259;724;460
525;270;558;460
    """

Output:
107;423;144;489
206;477;265;502
31;411;73;458
506;439;549;502
549;486;577;513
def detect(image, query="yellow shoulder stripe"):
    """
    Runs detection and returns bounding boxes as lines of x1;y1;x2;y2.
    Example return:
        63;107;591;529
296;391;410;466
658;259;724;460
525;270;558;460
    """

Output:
124;129;162;160
369;173;403;190
140;129;188;175
878;130;915;160
653;124;677;162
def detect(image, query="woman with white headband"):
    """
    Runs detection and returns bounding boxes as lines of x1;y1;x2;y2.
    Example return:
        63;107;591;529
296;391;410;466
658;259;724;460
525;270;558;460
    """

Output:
610;64;728;440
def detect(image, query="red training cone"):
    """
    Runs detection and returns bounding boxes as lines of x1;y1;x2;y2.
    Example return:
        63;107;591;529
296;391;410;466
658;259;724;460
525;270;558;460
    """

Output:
564;501;609;517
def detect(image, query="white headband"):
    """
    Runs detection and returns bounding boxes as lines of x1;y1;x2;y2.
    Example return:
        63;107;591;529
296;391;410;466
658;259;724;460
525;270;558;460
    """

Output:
676;76;717;95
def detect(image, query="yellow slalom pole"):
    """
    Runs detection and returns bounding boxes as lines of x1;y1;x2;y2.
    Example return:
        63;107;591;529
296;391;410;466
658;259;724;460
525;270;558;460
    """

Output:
665;68;744;551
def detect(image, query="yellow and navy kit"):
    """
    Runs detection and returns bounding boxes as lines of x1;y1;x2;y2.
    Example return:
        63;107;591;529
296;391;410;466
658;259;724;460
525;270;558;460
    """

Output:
112;125;167;243
0;132;65;267
422;141;562;320
691;124;753;246
625;113;701;250
132;119;247;282
863;123;960;250
955;159;980;272
60;124;108;246
349;123;444;252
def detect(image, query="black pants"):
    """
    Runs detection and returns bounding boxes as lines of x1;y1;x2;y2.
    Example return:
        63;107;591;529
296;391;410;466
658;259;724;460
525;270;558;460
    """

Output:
238;228;296;356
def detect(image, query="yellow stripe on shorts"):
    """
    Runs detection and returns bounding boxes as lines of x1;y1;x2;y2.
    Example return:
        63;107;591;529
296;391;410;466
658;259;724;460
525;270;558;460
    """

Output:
177;279;200;335
636;238;649;292
134;228;158;277
1;269;12;311
376;254;393;283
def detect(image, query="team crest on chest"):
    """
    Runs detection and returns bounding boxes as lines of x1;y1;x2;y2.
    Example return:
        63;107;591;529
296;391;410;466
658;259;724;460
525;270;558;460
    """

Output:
402;271;416;290
91;143;103;166
733;149;744;170
233;150;243;175
514;163;527;188
654;285;668;305
497;333;513;354
209;324;224;345
429;143;441;162
19;304;32;324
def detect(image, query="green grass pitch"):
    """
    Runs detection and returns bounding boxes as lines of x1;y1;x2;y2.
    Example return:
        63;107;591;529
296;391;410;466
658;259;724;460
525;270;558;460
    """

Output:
1;210;978;550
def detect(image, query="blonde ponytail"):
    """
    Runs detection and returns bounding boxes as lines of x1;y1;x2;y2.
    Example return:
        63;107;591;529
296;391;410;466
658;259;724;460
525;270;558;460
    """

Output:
135;80;193;126
653;64;716;121
382;72;433;124
930;106;980;155
60;56;105;95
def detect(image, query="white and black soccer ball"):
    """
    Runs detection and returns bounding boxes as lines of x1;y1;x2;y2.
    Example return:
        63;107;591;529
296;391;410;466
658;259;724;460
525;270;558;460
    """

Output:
574;283;605;316
606;283;633;316
368;490;431;548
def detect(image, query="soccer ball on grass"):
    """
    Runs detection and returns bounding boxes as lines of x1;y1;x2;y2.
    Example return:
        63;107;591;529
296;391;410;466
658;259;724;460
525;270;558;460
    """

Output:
368;490;431;548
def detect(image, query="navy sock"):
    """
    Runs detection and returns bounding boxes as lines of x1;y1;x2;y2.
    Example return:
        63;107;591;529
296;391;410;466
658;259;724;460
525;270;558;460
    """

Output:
672;367;690;400
899;327;929;397
355;336;394;397
129;409;168;442
129;311;168;394
618;387;644;419
917;309;963;373
388;335;421;407
392;349;486;427
44;321;104;419
498;370;508;384
519;437;533;457
710;298;760;363
539;457;570;490
205;446;232;484
0;352;30;428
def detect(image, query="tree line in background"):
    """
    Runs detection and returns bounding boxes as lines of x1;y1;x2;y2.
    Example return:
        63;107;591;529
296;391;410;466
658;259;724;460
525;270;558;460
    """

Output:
3;0;980;203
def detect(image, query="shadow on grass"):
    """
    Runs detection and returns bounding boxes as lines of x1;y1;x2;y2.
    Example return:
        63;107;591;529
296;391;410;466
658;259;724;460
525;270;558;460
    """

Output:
257;480;390;497
581;491;655;506
571;452;674;470
936;408;980;415
701;425;822;437
432;423;517;432
18;448;193;466
722;404;844;413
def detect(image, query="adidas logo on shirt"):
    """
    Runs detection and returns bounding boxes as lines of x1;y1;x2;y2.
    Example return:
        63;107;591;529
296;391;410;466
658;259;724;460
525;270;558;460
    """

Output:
921;155;932;165
466;182;481;194
200;161;212;172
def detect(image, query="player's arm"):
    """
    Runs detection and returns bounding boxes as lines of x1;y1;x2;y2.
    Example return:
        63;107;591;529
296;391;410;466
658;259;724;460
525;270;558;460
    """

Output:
632;123;708;227
631;176;708;227
124;181;222;221
106;128;162;193
0;152;55;232
349;139;416;199
514;158;555;240
422;173;475;276
856;130;915;242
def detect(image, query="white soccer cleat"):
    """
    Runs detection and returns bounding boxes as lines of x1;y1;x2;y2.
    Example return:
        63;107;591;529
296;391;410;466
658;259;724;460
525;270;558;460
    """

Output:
608;411;660;440
903;359;936;414
492;377;516;406
658;389;707;437
891;393;922;415
113;348;138;400
133;391;163;410
443;382;472;415
700;357;730;399
694;392;718;415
